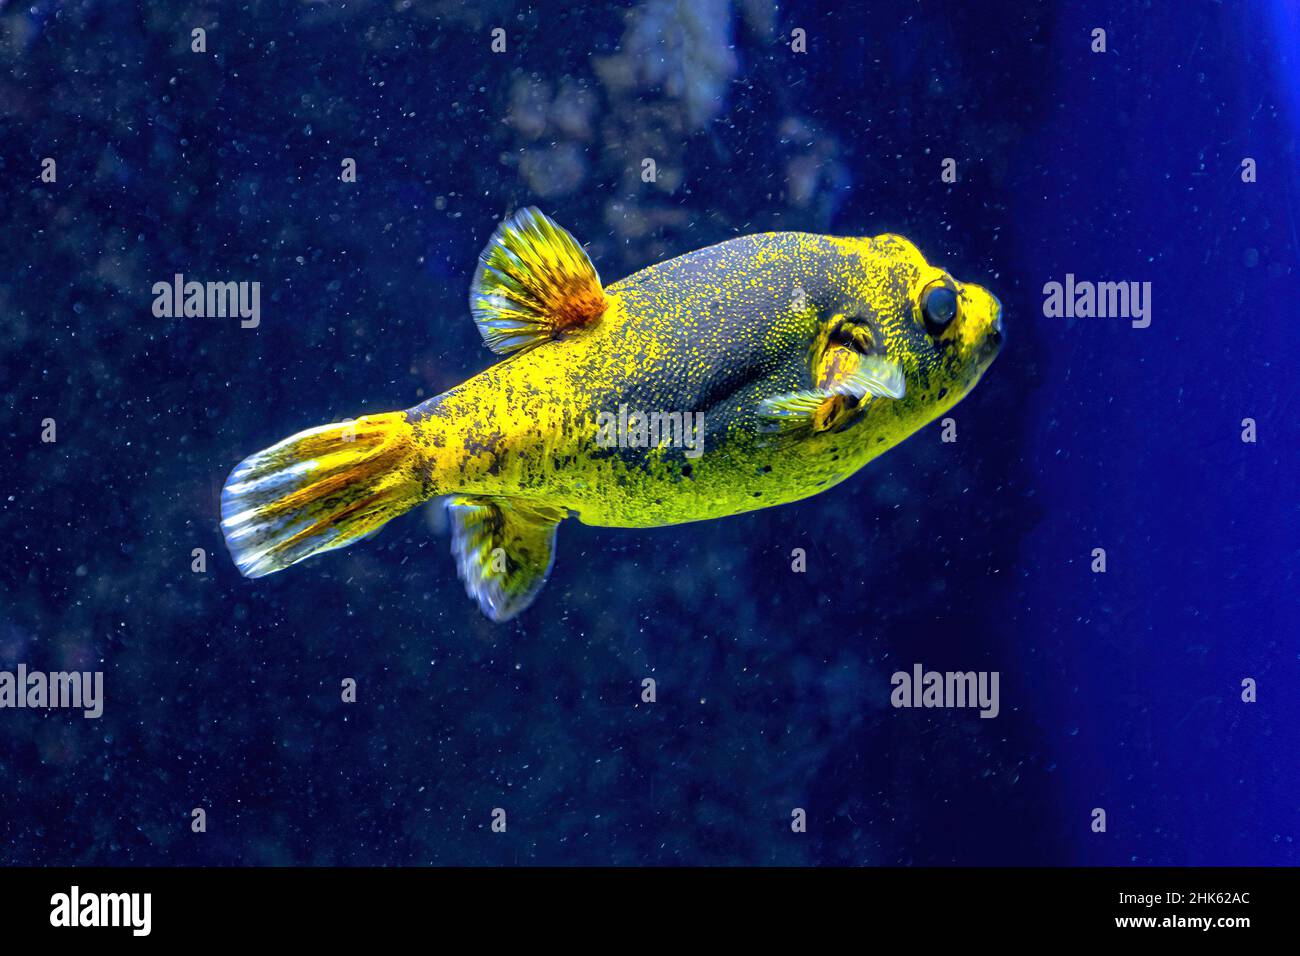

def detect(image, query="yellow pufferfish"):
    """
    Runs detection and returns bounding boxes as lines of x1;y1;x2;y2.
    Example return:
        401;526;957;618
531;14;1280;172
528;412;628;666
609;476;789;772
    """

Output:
221;208;1003;621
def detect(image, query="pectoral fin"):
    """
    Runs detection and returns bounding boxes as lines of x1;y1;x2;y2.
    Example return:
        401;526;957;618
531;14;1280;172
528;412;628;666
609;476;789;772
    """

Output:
446;496;567;622
758;355;905;439
836;355;906;401
470;207;607;355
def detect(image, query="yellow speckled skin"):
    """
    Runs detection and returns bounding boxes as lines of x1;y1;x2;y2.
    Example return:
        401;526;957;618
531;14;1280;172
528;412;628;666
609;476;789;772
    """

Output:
408;231;1003;528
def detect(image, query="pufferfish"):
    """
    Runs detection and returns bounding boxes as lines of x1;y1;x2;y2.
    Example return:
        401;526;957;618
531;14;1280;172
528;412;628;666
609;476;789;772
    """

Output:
221;208;1003;621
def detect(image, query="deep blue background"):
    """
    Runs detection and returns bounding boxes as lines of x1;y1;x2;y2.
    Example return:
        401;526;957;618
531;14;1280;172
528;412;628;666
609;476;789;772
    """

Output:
1;0;1296;865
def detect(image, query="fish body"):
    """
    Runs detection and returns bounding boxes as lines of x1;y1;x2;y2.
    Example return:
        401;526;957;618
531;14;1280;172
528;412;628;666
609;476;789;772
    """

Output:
221;210;1002;620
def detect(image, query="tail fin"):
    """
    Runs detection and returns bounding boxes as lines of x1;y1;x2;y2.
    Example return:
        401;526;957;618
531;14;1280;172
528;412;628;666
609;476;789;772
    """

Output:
220;412;424;578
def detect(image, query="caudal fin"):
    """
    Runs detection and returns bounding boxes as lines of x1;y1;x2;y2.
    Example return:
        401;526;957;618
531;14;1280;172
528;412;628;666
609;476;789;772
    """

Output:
220;412;424;578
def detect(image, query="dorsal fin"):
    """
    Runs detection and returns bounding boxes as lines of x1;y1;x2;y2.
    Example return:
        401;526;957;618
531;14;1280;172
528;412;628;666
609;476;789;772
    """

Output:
469;207;606;355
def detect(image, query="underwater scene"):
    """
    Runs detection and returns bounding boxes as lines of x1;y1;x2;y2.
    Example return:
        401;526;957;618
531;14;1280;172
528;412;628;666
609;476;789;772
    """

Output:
1;0;1296;867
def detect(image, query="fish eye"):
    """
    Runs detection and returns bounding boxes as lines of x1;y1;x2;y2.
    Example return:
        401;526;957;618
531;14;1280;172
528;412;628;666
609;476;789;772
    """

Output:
921;281;958;334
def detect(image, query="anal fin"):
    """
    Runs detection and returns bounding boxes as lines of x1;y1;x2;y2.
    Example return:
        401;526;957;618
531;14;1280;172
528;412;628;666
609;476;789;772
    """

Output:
446;496;567;622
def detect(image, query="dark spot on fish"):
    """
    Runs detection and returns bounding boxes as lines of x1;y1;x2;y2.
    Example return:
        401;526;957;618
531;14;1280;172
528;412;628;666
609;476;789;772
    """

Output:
465;430;505;458
938;387;948;399
681;463;693;478
877;437;885;444
761;465;772;473
752;491;762;497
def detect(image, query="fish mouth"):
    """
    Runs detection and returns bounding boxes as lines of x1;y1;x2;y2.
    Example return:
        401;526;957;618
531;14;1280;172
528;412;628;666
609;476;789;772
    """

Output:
962;290;1003;368
990;293;1005;342
985;294;1005;359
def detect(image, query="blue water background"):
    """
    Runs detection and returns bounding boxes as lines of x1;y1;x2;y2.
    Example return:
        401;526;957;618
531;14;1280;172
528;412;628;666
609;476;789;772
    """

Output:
0;0;1296;865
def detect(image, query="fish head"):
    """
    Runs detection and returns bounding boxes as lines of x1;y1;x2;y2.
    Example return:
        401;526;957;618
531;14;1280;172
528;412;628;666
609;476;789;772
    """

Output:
856;234;1004;405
